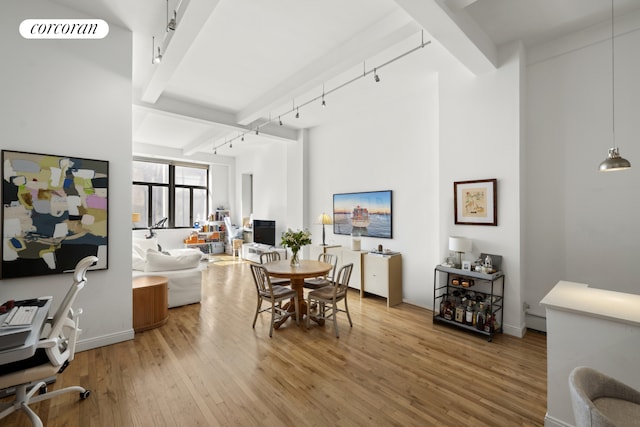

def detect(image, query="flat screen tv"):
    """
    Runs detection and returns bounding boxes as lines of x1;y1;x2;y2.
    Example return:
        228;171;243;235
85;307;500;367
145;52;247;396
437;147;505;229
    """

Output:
333;190;392;238
252;220;276;246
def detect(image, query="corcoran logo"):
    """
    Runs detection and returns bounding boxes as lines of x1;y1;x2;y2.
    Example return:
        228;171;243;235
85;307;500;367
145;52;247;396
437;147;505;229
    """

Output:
19;19;109;39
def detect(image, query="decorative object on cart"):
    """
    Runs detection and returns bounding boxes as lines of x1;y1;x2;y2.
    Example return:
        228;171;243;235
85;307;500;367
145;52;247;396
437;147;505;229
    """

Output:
448;236;471;268
1;149;108;278
317;212;333;246
462;260;471;271
333;190;392;238
280;228;312;267
598;0;631;172
453;178;497;226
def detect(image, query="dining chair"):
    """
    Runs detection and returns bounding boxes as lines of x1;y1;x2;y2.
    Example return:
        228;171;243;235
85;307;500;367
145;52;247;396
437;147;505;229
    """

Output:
306;263;353;338
259;251;290;286
250;264;299;337
303;253;338;290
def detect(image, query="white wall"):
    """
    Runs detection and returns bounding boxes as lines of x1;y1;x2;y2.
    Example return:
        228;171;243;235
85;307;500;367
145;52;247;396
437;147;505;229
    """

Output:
307;44;440;309
1;0;133;349
438;42;525;336
524;14;640;321
235;140;291;242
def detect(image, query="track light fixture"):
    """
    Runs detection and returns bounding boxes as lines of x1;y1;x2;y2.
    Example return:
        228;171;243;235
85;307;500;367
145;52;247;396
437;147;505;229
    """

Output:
213;32;432;155
166;0;177;31
151;36;162;64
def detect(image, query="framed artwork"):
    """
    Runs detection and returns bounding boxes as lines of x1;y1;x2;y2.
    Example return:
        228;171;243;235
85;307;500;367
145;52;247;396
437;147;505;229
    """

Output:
462;261;471;271
2;150;108;278
454;179;497;226
333;190;392;238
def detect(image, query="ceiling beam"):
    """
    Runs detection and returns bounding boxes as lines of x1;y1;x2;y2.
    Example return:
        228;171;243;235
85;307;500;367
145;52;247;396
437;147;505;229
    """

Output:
236;9;421;126
141;0;222;104
393;0;496;75
134;96;299;141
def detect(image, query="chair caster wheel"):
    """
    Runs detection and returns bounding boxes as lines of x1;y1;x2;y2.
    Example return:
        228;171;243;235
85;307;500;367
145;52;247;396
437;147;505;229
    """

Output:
39;385;47;395
80;390;91;399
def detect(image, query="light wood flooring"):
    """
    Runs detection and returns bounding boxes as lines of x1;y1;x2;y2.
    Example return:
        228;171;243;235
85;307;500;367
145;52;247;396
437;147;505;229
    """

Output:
2;258;547;426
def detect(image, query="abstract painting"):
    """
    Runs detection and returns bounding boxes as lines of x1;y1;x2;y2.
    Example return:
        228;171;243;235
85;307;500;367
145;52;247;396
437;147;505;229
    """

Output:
2;150;108;278
333;190;392;238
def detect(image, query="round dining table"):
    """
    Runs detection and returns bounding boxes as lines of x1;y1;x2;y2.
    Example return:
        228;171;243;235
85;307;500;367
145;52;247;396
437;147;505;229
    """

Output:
263;259;332;328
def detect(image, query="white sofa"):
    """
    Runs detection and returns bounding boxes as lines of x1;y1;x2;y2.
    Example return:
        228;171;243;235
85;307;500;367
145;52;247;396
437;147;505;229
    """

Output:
132;238;205;308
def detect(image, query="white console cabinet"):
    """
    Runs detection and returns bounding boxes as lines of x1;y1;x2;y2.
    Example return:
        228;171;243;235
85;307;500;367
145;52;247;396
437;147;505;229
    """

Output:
309;246;402;306
363;253;402;307
241;243;287;263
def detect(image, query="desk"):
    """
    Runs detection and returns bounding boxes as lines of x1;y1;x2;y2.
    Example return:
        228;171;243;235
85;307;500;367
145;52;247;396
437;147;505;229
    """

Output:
263;260;331;328
0;297;52;365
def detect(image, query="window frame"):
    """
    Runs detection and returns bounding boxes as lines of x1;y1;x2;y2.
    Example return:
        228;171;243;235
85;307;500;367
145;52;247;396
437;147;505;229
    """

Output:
132;157;209;229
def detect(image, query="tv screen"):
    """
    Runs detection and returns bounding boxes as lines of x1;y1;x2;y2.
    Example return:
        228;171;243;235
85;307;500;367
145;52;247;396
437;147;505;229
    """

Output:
252;220;276;246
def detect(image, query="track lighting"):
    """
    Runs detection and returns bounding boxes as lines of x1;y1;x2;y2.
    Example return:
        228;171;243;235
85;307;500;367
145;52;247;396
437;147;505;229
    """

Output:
215;33;430;150
151;36;162;64
214;149;217;155
167;0;177;31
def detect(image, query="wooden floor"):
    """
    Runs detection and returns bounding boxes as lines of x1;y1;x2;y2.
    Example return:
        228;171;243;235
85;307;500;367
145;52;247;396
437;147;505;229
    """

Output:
2;258;547;426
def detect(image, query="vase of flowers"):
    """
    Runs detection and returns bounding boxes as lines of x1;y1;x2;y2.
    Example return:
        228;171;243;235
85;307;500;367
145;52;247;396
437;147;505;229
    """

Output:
280;228;312;267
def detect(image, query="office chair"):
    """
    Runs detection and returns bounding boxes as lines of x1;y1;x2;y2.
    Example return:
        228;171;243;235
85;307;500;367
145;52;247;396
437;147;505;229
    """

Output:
0;255;97;427
569;366;640;427
306;263;353;338
250;264;299;338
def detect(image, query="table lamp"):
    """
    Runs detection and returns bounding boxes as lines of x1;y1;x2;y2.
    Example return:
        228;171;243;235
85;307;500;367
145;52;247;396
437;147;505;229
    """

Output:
132;213;141;229
318;213;333;246
448;236;471;268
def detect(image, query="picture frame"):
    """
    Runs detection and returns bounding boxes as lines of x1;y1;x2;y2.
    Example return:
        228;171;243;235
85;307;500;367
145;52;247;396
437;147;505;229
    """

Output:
454;178;497;226
333;190;392;238
1;149;108;278
462;261;471;271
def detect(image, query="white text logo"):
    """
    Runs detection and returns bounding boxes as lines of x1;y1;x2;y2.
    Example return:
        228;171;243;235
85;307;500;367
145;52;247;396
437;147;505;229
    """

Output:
20;19;109;39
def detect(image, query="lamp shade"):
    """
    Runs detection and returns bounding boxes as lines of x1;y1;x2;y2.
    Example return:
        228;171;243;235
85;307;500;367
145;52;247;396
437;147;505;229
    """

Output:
131;213;141;223
449;236;471;253
318;213;333;225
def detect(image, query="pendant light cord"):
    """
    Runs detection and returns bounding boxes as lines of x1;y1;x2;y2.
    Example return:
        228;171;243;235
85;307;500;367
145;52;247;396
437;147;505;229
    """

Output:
611;0;616;146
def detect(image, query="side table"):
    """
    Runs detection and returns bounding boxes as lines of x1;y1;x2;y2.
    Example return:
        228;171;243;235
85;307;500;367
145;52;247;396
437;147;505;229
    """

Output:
132;275;169;332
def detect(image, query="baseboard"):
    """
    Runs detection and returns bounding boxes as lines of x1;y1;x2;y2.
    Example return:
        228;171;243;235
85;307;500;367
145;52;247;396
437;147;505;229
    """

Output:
544;412;573;427
526;313;547;332
502;322;526;338
76;329;134;352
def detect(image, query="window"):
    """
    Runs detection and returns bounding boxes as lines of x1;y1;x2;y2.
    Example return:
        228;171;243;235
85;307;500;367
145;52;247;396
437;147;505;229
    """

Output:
132;159;209;229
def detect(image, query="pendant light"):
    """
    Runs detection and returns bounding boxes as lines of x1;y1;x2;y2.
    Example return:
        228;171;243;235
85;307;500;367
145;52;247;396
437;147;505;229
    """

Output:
599;0;631;172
